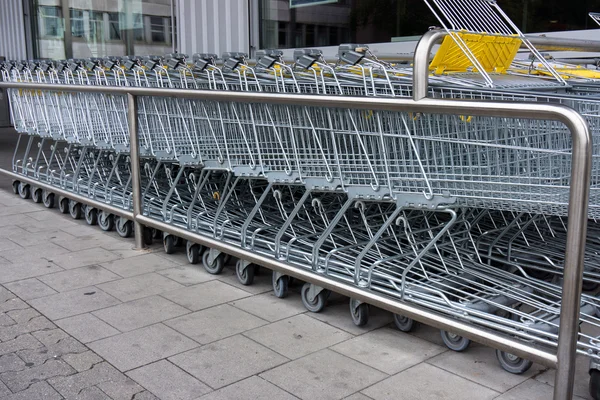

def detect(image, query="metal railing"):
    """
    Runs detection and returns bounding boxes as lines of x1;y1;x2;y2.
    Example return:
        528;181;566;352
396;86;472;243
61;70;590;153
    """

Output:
0;30;592;400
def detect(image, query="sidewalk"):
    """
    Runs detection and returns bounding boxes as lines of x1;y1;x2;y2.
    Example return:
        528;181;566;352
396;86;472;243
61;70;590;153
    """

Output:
0;188;591;400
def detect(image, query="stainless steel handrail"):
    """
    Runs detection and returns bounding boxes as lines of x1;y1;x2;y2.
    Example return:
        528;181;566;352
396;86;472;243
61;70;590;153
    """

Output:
0;49;591;398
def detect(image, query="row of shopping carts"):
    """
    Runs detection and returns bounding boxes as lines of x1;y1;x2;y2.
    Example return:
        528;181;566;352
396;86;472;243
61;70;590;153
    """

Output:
4;0;600;397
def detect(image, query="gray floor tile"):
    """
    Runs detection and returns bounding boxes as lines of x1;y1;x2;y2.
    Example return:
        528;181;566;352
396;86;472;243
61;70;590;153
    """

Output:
170;335;287;389
343;393;373;400
244;314;353;359
100;253;180;277
93;295;190;332
407;322;447;347
0;380;63;400
332;327;446;374
55;313;121;343
261;348;386;400
89;323;198;371
162;280;250;311
307;301;393;335
496;379;587;400
0;242;71;263
165;304;266;344
362;363;499;400
97;272;184;302
127;360;212;400
198;376;298;400
427;345;546;393
157;265;217;286
39;265;120;292
29;286;120;320
52;234;127;252
230;292;306;322
9;229;75;247
217;269;273;295
0;238;24;252
535;355;592;399
47;247;122;270
4;278;57;300
0;259;64;284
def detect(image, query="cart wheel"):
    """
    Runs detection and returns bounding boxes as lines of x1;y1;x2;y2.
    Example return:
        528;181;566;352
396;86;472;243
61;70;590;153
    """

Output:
42;191;54;208
115;216;133;238
590;369;600;400
31;188;43;203
224;254;232;265
272;273;289;298
98;212;114;231
203;251;225;275
12;180;19;194
18;182;30;199
58;197;69;214
495;349;532;374
173;236;183;247
301;283;328;313
583;280;599;292
394;314;418;332
84;207;98;225
440;330;471;352
163;235;176;254
236;260;255;286
186;241;200;264
349;298;369;326
143;227;153;246
69;200;82;219
152;228;162;239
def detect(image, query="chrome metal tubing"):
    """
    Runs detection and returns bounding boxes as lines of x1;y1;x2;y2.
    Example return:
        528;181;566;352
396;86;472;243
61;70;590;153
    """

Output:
127;93;145;250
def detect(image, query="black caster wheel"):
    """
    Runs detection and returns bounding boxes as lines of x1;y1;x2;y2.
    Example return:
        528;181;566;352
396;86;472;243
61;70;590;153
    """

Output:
236;260;255;286
224;254;232;265
173;236;183;247
18;182;30;199
301;283;328;313
42;191;55;208
143;227;153;246
68;200;82;219
115;216;133;238
583;280;599;292
203;251;225;275
98;211;114;231
495;349;533;374
393;314;418;332
84;207;98;225
163;235;176;254
590;369;600;400
152;228;162;239
349;298;369;326
440;330;471;352
31;187;43;203
12;180;19;194
272;273;289;298
186;241;200;264
58;197;69;214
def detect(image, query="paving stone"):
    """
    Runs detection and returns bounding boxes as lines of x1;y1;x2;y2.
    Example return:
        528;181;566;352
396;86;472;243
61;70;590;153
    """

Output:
0;379;9;397
100;253;180;277
0;314;15;327
52;234;128;252
342;393;372;400
332;327;446;375
0;226;29;240
170;335;287;389
0;380;62;400
0;315;54;342
407;323;448;347
0;353;26;374
535;355;592;399
0;204;41;217
0;359;75;392
5;307;41;324
76;386;113;400
127;360;212;400
55;313;120;343
157;265;216;286
96;376;144;400
103;246;155;259
244;314;353;359
0;286;15;303
97;273;184;302
93;295;189;332
9;229;75;248
62;350;103;372
0;334;42;356
132;390;160;400
0;238;23;252
162;280;251;311
0;213;39;228
230;292;307;322
261;349;387;400
47;248;122;270
495;379;587;400
17;329;87;366
0;298;28;314
89;324;198;371
217;269;273;295
0;242;71;263
165;304;266;344
427;345;545;393
29;286;120;320
0;259;64;284
48;361;130;399
307;301;393;336
198;376;298;400
362;363;498;400
4;278;57;300
39;265;121;292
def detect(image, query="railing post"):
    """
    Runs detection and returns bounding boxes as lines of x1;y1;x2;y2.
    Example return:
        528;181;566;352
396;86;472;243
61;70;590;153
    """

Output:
127;93;145;250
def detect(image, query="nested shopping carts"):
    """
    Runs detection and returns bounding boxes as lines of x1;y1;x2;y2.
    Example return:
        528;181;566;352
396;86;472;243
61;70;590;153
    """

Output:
4;0;600;398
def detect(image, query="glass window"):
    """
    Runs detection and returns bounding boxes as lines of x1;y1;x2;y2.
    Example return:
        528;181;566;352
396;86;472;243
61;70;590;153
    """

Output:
70;9;84;38
39;6;63;38
134;14;145;42
108;12;121;41
150;16;166;43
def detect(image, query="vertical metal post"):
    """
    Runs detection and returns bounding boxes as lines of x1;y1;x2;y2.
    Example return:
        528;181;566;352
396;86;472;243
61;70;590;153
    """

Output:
60;0;73;59
127;93;145;249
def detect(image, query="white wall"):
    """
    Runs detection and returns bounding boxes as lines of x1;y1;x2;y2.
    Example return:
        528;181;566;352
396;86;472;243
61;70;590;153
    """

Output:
0;0;27;60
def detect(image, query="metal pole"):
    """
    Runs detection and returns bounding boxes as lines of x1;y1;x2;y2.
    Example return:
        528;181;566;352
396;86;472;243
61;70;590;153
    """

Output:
127;93;145;249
